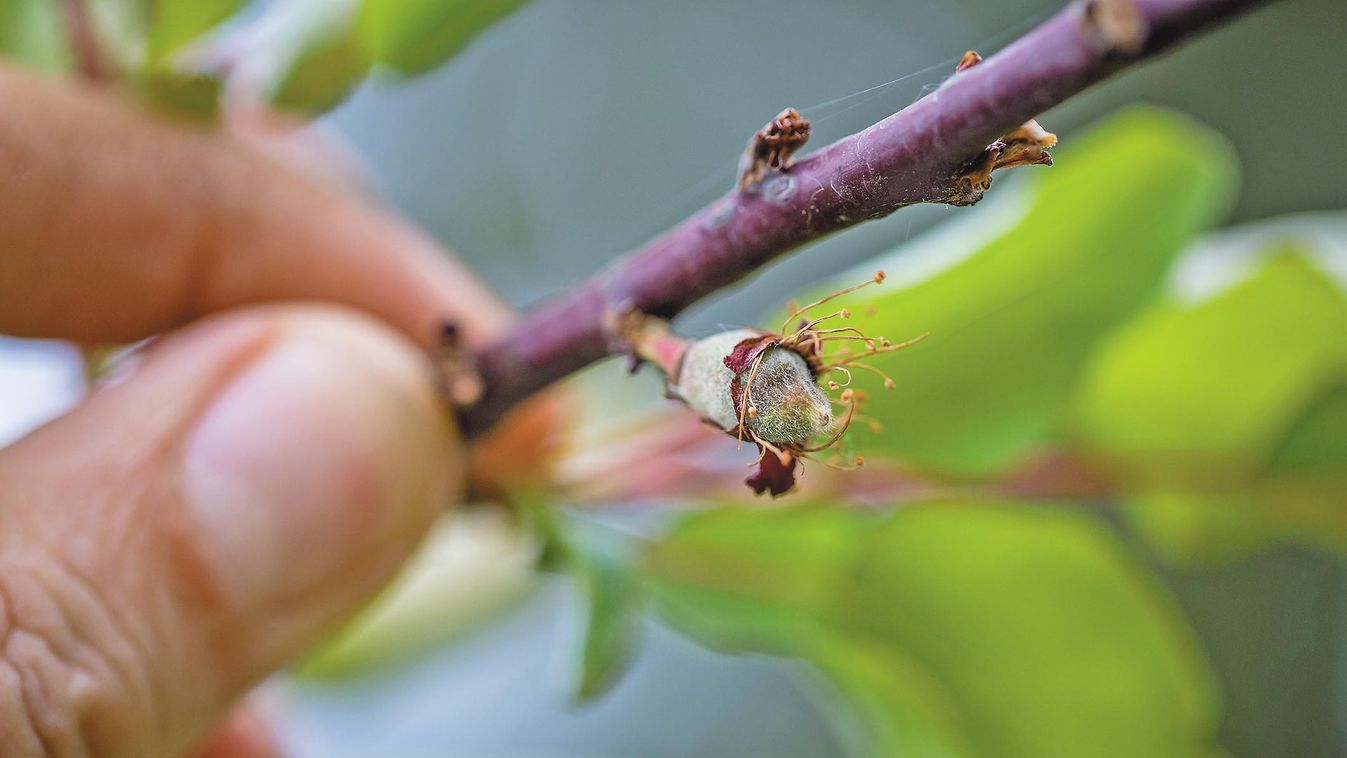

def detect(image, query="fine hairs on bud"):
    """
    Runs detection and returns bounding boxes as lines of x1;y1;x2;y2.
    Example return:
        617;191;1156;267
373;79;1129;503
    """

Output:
673;331;831;447
673;329;756;432
738;346;832;446
643;271;925;497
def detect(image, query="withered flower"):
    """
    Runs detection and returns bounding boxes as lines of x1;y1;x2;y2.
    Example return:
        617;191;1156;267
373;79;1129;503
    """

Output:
629;272;926;497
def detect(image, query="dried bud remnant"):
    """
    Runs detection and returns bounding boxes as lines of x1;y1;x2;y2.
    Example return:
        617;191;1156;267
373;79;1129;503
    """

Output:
950;51;1058;206
435;322;485;406
657;272;926;497
737;107;812;190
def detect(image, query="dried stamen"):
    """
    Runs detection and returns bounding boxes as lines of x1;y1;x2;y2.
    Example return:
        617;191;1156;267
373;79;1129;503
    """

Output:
778;271;886;335
735;347;770;447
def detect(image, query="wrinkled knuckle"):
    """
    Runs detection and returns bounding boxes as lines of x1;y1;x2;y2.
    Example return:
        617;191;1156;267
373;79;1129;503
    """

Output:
0;560;158;757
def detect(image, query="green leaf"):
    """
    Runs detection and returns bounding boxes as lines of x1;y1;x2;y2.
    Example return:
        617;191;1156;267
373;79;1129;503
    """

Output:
643;502;1218;758
270;20;371;116
1072;243;1347;559
1266;381;1347;476
299;511;539;679
146;0;244;63
1122;487;1347;562
802;107;1236;477
568;543;643;702
134;69;225;123
1075;252;1347;481
533;505;645;702
358;0;528;76
0;0;70;72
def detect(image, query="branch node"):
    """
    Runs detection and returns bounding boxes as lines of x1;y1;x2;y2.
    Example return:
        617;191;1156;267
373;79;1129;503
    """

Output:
737;107;812;191
947;51;1058;206
1079;0;1150;56
434;322;485;406
611;309;689;378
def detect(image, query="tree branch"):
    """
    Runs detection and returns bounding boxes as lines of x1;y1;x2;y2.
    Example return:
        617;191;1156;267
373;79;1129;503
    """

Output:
459;0;1271;435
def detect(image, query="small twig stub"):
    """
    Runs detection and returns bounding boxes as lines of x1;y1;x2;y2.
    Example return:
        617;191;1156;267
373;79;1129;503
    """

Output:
949;50;1058;206
434;322;486;407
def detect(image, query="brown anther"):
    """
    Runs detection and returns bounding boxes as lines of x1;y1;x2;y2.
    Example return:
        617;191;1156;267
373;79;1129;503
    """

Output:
854;455;865;467
827;381;840;390
883;378;896;390
840;389;855;401
738;107;813;190
873;270;887;283
840;309;851;319
747;406;759;419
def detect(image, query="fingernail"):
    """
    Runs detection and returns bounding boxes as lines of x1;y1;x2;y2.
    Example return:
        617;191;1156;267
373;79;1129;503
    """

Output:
182;326;449;609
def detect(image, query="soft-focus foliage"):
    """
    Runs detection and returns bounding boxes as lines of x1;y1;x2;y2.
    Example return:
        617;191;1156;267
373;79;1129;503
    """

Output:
0;0;529;118
299;510;538;678
0;0;67;72
641;503;1218;758
270;18;371;117
1076;244;1347;560
814;107;1235;477
144;0;243;63
358;0;529;76
548;512;645;702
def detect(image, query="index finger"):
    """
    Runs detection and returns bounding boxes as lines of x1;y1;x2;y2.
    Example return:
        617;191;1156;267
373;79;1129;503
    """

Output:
0;64;511;349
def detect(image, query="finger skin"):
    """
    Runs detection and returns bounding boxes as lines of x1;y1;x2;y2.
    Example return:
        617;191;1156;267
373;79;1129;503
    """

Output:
0;63;510;348
0;305;456;756
192;704;283;758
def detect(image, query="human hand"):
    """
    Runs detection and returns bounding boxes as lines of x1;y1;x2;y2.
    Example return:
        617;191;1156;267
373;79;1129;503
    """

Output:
0;64;509;757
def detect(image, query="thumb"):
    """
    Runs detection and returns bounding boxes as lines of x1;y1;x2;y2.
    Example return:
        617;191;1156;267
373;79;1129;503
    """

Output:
0;305;456;757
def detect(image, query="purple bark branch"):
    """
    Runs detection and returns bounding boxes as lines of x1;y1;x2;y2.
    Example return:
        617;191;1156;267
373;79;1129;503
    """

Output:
460;0;1270;434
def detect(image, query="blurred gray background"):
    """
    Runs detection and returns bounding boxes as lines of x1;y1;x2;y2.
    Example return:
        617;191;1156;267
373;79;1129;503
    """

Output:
275;0;1347;755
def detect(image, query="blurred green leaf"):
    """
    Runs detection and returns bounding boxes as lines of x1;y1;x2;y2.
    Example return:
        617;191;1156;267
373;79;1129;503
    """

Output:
299;511;538;679
0;0;70;72
358;0;527;76
270;20;371;116
1075;252;1347;480
1266;382;1347;475
134;69;224;123
569;543;643;702
1073;247;1347;559
146;0;243;62
808;107;1235;477
643;502;1218;758
1123;487;1347;562
533;505;645;702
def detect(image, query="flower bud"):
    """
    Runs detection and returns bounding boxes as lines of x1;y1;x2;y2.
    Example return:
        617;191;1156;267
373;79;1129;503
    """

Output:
673;329;832;448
